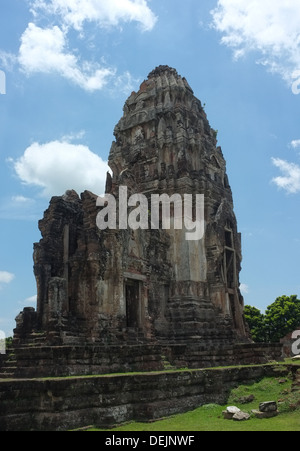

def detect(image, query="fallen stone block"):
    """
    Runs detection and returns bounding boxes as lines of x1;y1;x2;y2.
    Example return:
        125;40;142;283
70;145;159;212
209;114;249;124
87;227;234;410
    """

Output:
252;409;279;419
259;401;277;413
223;406;241;420
233;411;251;421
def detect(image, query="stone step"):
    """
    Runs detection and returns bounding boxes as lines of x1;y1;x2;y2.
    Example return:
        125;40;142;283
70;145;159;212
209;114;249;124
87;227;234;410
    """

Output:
0;363;17;378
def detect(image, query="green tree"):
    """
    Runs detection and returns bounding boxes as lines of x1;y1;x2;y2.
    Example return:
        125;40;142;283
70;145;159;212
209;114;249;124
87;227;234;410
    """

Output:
264;295;300;343
244;305;266;342
245;295;300;343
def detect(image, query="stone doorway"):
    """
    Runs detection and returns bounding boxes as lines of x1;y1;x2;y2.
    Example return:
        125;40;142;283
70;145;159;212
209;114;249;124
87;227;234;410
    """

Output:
125;279;141;328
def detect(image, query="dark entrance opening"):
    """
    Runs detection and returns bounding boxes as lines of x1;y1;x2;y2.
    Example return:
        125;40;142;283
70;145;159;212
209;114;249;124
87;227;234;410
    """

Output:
125;279;140;328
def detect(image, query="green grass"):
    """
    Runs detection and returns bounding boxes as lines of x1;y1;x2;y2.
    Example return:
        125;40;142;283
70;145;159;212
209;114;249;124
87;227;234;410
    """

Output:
88;376;300;432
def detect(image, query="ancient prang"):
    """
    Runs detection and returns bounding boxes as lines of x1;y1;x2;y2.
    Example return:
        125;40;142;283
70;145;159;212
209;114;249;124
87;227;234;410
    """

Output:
10;66;281;378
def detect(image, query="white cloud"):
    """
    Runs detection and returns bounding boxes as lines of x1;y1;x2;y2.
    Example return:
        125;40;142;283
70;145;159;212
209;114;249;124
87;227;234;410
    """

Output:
23;295;37;306
211;0;300;85
111;70;140;95
2;0;156;92
31;0;157;32
0;51;18;72
0;194;38;221
17;295;37;311
0;272;15;286
19;23;114;92
240;283;249;295
291;140;300;150
272;158;300;194
11;195;35;204
13;141;110;197
61;130;86;142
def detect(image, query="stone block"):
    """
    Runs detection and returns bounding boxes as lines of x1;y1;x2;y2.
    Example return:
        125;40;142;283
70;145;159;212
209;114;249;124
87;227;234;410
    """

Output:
259;401;278;413
233;411;251;421
252;410;279;419
223;406;240;420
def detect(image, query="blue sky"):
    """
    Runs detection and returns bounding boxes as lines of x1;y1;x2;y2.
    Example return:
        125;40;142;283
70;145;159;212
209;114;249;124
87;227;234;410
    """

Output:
1;0;300;336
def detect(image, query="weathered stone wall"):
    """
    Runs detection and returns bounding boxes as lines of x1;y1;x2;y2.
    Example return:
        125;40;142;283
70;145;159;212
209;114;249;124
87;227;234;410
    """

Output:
0;355;5;373
0;343;283;379
0;364;289;431
14;66;250;351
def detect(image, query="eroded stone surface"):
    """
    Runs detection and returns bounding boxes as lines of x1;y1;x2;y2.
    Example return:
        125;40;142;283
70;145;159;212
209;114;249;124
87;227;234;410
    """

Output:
0;364;289;431
233;411;251;421
12;66;253;372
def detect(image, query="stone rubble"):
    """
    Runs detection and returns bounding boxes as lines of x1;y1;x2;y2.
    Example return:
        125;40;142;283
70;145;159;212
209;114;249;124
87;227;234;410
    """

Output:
252;401;279;419
224;401;279;421
223;406;250;421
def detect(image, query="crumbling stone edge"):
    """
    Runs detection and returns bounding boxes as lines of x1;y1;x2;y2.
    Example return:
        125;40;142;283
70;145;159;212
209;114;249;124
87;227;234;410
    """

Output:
0;363;296;431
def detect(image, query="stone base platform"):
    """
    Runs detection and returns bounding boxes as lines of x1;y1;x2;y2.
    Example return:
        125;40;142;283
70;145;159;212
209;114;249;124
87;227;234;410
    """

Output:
0;343;283;379
0;364;291;431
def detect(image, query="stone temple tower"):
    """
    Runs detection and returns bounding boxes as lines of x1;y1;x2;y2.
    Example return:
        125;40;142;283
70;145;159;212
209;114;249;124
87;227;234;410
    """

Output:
14;66;249;356
105;65;247;343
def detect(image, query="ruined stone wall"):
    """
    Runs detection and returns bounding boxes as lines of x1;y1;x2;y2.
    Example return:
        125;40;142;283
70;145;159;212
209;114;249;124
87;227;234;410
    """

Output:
1;343;283;379
10;65;257;388
13;66;250;350
0;363;288;431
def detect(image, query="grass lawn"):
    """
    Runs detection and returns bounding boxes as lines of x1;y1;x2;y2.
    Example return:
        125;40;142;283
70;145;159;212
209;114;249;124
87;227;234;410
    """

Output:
88;376;300;432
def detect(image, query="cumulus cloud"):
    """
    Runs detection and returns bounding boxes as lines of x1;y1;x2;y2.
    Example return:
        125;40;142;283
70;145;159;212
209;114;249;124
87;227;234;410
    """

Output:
272;158;300;194
211;0;300;85
19;23;114;91
1;0;156;92
31;0;157;32
13;141;110;197
0;272;15;286
291;140;300;150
